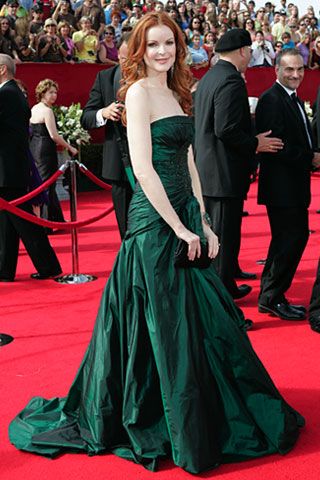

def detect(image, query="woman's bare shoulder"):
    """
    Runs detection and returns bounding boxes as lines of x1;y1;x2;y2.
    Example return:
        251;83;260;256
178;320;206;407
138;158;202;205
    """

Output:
126;79;149;100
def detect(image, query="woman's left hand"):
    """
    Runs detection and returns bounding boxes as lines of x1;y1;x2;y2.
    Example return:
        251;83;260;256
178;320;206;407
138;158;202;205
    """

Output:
203;223;220;258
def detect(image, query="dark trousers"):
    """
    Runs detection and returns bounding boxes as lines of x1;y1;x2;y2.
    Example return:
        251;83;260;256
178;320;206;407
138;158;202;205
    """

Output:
0;188;62;280
204;196;244;295
259;206;309;305
41;183;65;222
111;181;133;240
309;259;320;317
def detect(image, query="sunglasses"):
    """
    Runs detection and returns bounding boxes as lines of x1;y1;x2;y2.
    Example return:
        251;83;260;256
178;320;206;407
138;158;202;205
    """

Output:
105;32;114;35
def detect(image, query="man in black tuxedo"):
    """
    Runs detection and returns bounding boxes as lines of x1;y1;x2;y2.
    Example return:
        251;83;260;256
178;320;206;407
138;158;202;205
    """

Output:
256;48;320;321
195;29;283;299
81;32;132;239
0;54;62;282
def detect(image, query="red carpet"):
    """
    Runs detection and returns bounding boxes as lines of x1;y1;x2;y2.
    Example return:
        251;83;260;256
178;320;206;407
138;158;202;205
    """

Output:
2;178;320;480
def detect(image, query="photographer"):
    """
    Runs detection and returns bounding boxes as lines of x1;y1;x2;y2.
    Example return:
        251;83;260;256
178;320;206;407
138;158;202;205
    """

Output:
249;30;275;66
38;18;67;62
72;15;99;62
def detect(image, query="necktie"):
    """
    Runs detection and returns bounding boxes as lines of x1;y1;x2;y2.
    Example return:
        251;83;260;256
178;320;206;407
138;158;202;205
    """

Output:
291;92;312;148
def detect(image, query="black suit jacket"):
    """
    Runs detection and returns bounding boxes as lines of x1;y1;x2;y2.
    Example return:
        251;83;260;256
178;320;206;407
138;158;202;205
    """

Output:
311;87;320;151
0;79;31;188
194;60;258;199
256;82;314;208
81;66;126;182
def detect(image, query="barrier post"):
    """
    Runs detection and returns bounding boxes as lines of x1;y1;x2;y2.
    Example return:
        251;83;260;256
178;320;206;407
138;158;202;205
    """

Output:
55;151;97;284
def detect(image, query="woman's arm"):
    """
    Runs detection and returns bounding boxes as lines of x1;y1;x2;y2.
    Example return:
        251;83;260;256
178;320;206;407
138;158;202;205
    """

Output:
126;83;203;260
187;147;219;257
43;107;78;155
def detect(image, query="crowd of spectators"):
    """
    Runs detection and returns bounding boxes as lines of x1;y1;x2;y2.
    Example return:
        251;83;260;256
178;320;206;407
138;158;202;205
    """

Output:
0;0;319;68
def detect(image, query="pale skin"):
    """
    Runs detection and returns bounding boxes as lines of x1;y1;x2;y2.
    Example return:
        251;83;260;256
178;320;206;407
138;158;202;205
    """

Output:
31;87;78;156
126;24;219;262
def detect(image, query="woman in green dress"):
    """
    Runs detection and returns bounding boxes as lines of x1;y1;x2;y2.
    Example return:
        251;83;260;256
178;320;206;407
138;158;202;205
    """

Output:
9;12;304;474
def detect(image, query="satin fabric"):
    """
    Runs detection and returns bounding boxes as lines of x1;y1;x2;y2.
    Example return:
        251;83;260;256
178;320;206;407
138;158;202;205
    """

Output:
9;116;304;473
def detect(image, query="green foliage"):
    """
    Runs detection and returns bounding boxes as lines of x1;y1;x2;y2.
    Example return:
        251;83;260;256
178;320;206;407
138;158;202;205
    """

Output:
54;103;91;146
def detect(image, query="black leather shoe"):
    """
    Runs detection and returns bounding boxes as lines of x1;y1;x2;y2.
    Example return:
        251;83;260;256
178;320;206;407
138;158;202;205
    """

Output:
242;211;249;217
309;315;320;333
0;278;14;282
232;284;252;299
0;334;14;346
235;271;257;280
281;298;306;314
290;304;306;314
244;319;254;331
258;302;306;320
30;272;61;280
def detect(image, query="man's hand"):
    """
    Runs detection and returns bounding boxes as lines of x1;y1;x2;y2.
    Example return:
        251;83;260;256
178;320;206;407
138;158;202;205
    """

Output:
101;102;124;121
256;130;284;153
312;152;320;168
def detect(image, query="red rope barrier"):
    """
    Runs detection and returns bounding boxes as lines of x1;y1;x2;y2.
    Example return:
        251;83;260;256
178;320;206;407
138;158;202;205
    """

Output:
0;197;114;229
78;164;112;191
11;168;65;206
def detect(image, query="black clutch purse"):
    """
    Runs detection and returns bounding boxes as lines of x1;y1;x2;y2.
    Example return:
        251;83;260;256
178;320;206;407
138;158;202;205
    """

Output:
174;240;212;269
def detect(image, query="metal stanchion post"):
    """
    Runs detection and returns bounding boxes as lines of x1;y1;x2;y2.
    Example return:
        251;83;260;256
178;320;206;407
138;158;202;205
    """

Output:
55;151;97;284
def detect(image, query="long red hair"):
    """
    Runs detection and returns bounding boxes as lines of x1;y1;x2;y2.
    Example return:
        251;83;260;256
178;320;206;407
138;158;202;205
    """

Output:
118;12;192;124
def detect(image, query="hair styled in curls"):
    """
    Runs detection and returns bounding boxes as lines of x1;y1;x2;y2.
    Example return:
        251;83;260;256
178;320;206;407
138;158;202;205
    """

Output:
118;12;192;124
35;79;58;102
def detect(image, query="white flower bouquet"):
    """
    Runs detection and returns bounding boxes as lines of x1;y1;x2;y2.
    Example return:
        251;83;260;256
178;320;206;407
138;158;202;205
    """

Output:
54;103;91;146
304;101;313;122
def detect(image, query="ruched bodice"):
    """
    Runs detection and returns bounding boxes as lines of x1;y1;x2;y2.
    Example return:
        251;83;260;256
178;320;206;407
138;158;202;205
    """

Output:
127;116;198;237
10;116;304;474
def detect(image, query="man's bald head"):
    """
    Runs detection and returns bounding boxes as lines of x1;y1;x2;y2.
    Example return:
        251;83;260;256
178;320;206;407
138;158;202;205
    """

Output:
0;54;16;79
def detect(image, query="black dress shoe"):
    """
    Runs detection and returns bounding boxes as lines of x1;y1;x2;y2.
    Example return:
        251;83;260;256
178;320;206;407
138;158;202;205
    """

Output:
30;272;61;280
0;278;14;282
232;284;252;299
235;271;257;280
309;316;320;333
258;302;306;320
244;319;254;331
290;304;306;314
281;298;306;314
0;334;14;346
242;211;249;217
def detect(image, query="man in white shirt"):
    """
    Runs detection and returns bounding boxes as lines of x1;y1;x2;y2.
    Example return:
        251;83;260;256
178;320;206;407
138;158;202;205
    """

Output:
255;48;320;321
249;30;275;66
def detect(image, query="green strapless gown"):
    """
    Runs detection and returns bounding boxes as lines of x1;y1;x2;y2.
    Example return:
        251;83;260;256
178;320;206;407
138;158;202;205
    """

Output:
9;116;304;474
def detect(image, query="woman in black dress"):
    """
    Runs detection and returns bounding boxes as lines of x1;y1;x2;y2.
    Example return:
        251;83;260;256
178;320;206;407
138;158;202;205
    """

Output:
30;79;77;223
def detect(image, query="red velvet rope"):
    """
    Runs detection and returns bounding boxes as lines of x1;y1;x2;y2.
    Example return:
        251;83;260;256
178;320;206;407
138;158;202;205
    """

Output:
0;161;114;229
10;169;64;206
0;197;114;229
78;165;112;191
